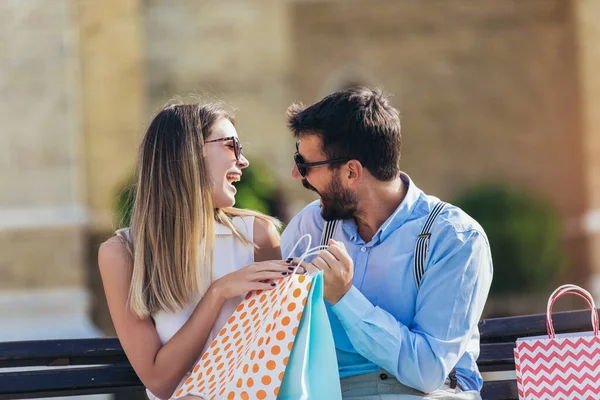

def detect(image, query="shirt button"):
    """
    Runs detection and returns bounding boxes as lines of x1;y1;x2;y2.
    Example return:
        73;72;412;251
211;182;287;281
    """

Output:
361;247;367;252
379;373;388;380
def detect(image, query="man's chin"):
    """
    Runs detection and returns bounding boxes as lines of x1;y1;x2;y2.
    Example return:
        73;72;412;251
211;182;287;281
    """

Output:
320;204;340;222
320;211;337;222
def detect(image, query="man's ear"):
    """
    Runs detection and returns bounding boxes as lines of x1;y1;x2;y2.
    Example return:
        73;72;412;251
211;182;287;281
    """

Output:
344;160;363;188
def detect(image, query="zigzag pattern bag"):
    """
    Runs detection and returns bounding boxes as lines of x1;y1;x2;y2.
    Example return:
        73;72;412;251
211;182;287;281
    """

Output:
513;284;600;399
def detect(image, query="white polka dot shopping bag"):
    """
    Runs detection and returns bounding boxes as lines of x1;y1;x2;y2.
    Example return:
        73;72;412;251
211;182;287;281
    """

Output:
174;235;342;400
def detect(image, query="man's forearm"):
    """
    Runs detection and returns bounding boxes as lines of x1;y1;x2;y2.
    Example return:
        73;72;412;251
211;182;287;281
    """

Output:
331;286;450;393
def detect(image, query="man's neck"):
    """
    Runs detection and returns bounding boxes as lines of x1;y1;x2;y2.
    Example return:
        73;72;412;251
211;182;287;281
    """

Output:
353;176;407;243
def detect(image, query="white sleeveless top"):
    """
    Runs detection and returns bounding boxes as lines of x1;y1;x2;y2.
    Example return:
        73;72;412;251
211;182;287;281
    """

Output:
138;215;255;399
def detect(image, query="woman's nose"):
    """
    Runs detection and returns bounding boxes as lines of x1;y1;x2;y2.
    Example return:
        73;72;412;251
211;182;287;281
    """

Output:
238;154;249;169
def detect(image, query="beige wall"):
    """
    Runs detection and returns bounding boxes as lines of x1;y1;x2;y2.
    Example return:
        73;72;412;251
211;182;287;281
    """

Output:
292;0;584;217
0;0;85;289
290;0;600;282
0;228;85;289
144;0;303;211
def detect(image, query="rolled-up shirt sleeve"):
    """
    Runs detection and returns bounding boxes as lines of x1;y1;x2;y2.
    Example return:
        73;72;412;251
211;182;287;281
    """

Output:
331;227;493;393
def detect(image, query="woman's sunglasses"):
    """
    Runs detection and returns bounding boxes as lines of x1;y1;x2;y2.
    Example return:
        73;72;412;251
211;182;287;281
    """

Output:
293;141;348;177
205;136;243;161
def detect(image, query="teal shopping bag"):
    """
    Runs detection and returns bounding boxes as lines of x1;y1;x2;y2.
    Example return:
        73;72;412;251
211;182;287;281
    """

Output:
278;270;342;399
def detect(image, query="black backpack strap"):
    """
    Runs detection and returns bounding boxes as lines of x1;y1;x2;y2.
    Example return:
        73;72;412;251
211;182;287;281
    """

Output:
321;220;340;246
414;201;447;290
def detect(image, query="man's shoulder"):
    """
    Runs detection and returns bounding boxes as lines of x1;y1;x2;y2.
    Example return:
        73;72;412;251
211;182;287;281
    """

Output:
412;195;492;276
297;199;323;217
287;200;325;230
281;201;326;255
283;200;326;239
422;195;487;242
439;202;485;235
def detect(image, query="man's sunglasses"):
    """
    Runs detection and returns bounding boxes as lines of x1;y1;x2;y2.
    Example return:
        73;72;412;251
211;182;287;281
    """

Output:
294;141;348;177
204;136;243;161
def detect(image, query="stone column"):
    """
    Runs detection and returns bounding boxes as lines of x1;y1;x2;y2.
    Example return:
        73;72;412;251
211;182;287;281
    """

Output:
76;0;145;232
75;0;145;336
574;0;600;299
0;0;98;340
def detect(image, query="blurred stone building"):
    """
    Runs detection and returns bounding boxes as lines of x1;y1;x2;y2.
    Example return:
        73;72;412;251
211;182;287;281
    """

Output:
2;0;600;339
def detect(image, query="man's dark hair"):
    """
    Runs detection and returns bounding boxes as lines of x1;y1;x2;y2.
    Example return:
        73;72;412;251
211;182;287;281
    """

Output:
287;87;401;181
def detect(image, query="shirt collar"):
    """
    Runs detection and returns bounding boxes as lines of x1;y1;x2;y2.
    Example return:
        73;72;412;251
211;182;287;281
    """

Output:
342;172;422;244
378;172;422;242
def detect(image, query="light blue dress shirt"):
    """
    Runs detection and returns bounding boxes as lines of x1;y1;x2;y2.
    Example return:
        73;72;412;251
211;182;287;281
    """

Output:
280;173;493;393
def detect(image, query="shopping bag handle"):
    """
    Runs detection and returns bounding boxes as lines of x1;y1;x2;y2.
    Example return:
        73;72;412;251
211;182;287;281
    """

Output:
272;234;329;304
285;234;330;276
250;234;325;326
546;284;599;338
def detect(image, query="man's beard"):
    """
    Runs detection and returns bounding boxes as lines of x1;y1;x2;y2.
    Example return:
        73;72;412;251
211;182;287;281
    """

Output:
302;174;358;221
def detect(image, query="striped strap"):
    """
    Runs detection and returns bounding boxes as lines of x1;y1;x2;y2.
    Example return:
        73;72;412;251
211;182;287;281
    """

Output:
321;201;445;291
414;201;446;290
320;220;340;246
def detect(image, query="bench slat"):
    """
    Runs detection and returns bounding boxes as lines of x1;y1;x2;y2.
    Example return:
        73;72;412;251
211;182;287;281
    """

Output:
478;343;515;372
0;338;127;368
0;364;517;400
0;337;524;372
0;365;143;400
479;308;599;343
480;380;518;400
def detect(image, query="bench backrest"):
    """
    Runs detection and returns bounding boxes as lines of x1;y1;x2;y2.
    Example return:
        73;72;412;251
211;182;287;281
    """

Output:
0;308;597;400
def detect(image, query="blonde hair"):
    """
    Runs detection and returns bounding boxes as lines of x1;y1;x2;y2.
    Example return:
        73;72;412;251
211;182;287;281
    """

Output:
119;103;280;318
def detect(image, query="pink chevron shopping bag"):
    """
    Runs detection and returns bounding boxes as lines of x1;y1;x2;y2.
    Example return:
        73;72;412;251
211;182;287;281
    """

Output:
513;284;600;400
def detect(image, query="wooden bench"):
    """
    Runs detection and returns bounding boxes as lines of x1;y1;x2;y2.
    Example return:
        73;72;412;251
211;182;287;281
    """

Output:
1;308;597;400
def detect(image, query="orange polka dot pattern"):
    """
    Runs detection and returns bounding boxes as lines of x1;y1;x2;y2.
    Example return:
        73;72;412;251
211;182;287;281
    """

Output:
173;274;312;399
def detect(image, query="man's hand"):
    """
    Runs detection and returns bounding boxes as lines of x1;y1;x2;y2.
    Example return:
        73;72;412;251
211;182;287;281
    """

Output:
306;239;354;305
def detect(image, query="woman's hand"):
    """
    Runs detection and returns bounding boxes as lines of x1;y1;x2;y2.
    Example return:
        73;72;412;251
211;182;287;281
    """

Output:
210;260;293;300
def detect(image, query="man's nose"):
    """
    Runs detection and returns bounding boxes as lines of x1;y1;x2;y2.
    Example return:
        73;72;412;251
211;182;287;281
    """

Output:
291;164;302;180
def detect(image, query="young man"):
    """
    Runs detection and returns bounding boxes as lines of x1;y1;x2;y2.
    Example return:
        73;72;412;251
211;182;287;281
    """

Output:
281;87;492;399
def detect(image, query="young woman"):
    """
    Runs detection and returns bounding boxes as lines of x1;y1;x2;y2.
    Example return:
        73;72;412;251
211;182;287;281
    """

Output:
98;103;290;400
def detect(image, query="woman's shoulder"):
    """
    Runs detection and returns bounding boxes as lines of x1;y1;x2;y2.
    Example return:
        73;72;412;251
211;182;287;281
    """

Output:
253;217;279;243
253;216;281;261
98;234;133;274
100;234;129;248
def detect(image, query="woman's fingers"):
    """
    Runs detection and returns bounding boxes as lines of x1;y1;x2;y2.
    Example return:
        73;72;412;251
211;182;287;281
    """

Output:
285;258;306;273
289;257;310;267
251;260;290;273
254;271;291;282
288;257;297;268
290;265;306;274
289;257;319;274
247;281;278;292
